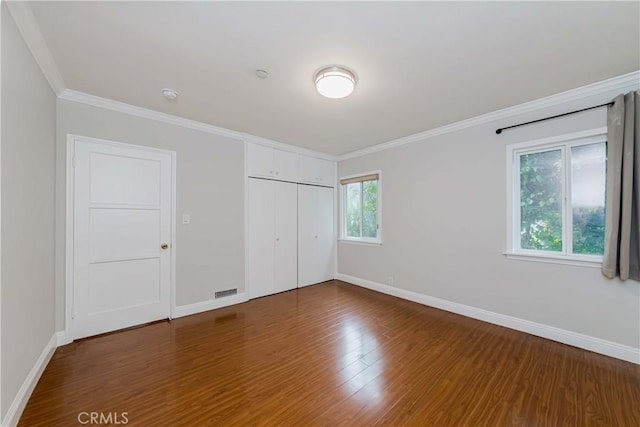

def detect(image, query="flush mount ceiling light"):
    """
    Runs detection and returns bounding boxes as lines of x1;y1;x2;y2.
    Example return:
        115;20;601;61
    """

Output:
314;66;357;99
162;88;178;101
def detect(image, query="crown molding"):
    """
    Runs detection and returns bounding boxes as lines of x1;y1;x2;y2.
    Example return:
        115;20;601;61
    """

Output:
242;134;336;161
6;1;65;95
59;89;337;161
59;89;243;140
337;71;640;161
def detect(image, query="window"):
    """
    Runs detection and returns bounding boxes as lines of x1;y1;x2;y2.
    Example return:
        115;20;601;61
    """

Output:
506;130;606;265
340;172;381;243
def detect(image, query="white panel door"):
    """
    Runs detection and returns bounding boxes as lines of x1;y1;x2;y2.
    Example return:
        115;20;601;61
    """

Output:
274;182;297;293
73;140;172;339
298;185;335;287
248;178;275;298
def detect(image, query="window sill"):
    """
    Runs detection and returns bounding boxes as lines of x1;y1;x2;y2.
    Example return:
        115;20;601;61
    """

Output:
338;239;382;247
503;251;602;268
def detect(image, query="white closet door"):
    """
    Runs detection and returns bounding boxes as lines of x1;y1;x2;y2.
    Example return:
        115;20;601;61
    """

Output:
274;182;298;293
298;185;334;287
248;179;275;298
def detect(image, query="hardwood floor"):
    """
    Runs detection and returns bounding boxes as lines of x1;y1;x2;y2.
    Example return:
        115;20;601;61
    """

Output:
20;280;640;426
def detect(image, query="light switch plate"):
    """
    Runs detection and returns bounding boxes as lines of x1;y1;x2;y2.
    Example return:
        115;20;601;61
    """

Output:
182;214;191;225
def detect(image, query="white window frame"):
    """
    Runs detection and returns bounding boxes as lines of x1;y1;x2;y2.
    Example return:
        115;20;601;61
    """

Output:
505;128;606;268
339;170;382;245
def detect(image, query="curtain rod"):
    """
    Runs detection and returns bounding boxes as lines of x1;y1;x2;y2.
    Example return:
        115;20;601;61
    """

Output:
495;102;614;134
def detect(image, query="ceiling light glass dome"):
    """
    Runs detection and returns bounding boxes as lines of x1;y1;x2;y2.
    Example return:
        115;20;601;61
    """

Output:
315;66;357;99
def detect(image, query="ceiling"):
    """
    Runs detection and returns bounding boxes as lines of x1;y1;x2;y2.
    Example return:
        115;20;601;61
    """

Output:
29;1;640;156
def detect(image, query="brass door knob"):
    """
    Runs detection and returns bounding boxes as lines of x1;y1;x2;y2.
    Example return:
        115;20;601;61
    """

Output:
161;243;169;250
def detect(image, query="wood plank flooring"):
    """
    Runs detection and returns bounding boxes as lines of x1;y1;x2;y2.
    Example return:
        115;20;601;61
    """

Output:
20;280;640;426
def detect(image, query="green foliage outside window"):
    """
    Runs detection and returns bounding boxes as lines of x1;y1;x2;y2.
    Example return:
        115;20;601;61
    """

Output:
519;143;605;255
520;150;563;251
362;180;378;238
345;180;378;239
571;143;606;255
572;207;605;255
345;183;361;238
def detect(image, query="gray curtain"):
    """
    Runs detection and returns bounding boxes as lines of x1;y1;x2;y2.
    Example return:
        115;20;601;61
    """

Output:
602;90;640;281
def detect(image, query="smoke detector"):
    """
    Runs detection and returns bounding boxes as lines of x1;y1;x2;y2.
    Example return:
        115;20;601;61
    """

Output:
162;88;178;101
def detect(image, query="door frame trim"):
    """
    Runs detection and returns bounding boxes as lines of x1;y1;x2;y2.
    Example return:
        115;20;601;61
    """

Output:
243;140;250;299
64;134;177;343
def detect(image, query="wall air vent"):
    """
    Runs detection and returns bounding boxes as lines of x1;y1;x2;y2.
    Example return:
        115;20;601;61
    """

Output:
214;289;238;299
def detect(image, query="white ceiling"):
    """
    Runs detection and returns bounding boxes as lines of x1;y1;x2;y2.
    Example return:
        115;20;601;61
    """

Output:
29;1;639;156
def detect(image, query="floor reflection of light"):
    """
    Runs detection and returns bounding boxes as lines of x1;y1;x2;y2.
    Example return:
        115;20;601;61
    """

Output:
339;318;384;404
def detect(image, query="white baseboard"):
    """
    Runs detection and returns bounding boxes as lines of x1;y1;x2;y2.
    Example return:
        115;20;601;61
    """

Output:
336;273;640;365
55;330;72;347
1;334;57;427
173;293;248;319
55;293;250;344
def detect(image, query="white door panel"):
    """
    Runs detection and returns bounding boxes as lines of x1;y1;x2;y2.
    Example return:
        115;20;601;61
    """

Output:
298;185;334;287
298;156;335;187
315;186;335;281
247;143;274;179
248;179;275;298
74;140;172;339
298;156;316;185
90;152;161;205
316;159;336;186
273;150;299;182
89;209;160;261
88;258;161;314
248;179;298;298
274;182;297;293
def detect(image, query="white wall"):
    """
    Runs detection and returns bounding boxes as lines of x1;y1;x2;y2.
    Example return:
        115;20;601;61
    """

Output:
55;99;245;330
1;3;57;419
338;82;640;351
